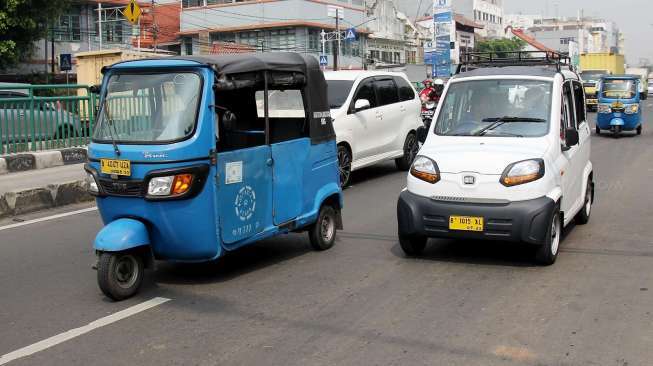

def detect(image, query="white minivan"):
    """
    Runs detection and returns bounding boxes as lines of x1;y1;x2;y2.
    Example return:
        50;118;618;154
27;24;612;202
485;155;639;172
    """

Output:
397;58;594;265
325;71;422;186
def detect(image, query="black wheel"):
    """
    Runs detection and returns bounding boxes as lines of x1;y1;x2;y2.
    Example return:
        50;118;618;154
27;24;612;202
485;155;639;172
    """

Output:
309;205;337;251
97;252;144;301
595;126;601;135
535;208;561;266
575;177;593;225
399;233;427;256
637;125;642;135
613;126;621;138
53;124;77;140
395;133;419;171
337;145;352;187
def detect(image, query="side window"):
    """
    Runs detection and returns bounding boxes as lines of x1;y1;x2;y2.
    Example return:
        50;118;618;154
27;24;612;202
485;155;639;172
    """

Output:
394;76;415;101
572;81;586;124
351;79;377;109
374;79;399;106
255;89;305;118
563;82;577;130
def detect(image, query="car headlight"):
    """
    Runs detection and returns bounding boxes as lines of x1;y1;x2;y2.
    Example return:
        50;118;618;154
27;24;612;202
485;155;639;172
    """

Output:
410;156;440;184
86;172;99;194
624;104;639;114
147;174;193;197
500;159;544;187
597;104;612;114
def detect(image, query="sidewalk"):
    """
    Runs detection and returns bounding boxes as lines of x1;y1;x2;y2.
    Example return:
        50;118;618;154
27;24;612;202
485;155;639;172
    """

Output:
0;164;91;218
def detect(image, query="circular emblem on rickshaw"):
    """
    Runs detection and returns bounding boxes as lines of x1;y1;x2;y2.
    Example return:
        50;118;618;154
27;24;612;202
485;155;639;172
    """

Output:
235;186;256;221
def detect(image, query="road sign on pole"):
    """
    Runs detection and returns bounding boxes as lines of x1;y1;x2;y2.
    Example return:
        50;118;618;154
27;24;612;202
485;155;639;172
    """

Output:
319;55;328;66
344;28;356;41
123;0;142;24
59;54;72;71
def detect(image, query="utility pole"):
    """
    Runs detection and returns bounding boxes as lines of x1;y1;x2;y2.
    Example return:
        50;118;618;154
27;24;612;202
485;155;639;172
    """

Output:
51;26;55;75
44;20;49;82
98;3;103;50
333;8;339;71
152;0;158;52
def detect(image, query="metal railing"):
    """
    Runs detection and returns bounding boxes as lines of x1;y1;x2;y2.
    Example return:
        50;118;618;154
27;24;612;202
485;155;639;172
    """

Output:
0;84;98;154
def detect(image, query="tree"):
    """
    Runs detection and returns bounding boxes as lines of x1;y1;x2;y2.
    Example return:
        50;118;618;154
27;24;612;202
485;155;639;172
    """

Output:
475;38;527;58
0;0;71;71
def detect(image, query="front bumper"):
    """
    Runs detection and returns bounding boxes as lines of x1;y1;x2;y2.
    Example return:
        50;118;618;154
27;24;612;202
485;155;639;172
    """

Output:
397;191;556;245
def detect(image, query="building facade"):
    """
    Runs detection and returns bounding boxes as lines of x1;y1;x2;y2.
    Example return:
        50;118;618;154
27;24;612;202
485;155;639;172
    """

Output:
453;0;503;39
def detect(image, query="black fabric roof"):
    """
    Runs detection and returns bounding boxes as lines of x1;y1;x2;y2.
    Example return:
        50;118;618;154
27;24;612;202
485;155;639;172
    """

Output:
168;52;317;75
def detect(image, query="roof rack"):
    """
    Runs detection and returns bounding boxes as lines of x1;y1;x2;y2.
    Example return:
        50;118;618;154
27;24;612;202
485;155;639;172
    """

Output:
456;51;574;74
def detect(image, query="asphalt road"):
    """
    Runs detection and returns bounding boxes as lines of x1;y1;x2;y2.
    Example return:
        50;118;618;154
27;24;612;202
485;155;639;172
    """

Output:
1;104;653;365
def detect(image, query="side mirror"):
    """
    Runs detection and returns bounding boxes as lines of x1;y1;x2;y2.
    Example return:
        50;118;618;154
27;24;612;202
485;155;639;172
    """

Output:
353;99;371;112
564;128;579;148
416;126;427;143
89;85;101;94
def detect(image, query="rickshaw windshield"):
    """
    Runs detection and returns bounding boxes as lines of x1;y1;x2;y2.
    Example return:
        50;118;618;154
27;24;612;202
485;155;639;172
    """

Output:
93;72;202;143
601;79;637;99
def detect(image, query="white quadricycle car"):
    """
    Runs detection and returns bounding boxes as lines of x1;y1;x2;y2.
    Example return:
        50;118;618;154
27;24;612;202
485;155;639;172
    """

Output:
325;71;423;186
398;53;594;265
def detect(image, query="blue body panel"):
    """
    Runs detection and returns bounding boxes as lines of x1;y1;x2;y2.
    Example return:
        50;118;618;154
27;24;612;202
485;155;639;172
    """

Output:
94;218;149;251
90;59;343;263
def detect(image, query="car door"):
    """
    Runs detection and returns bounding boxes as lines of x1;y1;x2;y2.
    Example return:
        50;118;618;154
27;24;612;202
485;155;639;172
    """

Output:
559;81;583;216
572;80;591;171
372;77;401;156
346;77;379;161
394;75;420;144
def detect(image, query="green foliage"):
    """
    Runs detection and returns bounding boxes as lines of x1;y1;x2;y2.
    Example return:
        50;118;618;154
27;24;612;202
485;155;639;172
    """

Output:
0;0;71;71
475;38;527;58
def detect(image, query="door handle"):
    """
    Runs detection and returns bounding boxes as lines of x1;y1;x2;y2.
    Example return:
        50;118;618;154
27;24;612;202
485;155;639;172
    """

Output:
266;158;274;166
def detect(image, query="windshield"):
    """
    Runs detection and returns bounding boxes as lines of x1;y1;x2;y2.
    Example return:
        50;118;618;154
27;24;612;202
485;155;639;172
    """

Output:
327;80;354;109
434;79;552;137
601;79;637;99
580;71;606;82
93;72;202;143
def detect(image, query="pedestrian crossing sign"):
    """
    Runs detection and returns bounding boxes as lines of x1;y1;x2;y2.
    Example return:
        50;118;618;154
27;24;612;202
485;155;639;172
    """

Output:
319;55;328;66
344;28;356;41
123;0;142;24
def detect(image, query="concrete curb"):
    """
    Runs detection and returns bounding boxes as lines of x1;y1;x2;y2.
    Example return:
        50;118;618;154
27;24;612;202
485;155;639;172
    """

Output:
0;179;93;218
0;147;87;175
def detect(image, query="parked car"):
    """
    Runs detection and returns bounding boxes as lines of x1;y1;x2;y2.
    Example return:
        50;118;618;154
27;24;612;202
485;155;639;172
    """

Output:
397;52;594;265
325;71;422;186
0;83;81;143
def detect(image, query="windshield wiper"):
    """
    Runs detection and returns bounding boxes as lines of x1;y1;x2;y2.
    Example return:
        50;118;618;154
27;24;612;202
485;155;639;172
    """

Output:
100;99;121;156
474;116;545;136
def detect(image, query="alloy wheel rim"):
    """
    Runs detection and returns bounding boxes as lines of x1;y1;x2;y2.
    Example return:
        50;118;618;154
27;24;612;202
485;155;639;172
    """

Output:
321;214;335;242
338;149;351;186
550;214;561;255
585;183;592;216
406;135;418;163
115;255;139;289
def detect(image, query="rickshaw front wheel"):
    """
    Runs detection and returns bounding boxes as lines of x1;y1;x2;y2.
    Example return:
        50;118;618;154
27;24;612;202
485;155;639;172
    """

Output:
637;125;642;135
309;205;337;251
97;252;144;301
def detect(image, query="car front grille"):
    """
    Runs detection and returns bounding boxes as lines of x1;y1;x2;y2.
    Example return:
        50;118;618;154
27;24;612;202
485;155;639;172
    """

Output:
98;178;144;197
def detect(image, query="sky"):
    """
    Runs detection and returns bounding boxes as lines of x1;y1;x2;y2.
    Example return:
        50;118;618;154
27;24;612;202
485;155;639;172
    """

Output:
397;0;652;65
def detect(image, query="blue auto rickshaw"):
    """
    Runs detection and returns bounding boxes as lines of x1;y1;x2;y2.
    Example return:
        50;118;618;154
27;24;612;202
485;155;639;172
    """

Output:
596;75;643;137
85;53;343;300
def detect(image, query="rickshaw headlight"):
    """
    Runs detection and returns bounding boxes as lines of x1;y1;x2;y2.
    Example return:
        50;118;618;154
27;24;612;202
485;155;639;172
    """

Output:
597;104;612;114
147;174;194;197
86;173;99;194
148;176;174;196
625;104;639;114
410;156;440;184
500;159;544;187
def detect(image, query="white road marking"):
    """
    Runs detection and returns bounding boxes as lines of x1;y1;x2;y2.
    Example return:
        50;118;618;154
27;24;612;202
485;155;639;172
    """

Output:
0;297;171;365
0;207;97;232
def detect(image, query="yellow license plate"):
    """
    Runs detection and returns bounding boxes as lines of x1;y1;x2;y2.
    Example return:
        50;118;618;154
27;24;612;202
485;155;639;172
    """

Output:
100;159;131;176
449;216;484;232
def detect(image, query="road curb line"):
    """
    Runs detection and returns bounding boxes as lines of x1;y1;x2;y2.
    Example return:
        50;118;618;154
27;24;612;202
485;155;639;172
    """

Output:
0;179;93;218
0;147;87;175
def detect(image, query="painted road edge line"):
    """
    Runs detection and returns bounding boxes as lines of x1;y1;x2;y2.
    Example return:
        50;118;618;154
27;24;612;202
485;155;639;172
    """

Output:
0;297;171;365
0;206;97;232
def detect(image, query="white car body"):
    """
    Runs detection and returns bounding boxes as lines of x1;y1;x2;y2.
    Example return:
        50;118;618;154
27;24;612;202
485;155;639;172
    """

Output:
325;71;422;176
398;66;594;264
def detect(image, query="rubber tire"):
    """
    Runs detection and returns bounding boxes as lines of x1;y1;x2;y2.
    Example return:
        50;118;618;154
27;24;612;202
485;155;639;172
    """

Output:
613;126;621;138
399;233;427;257
395;133;418;171
535;207;561;266
595;126;601;135
637;125;642;135
337;145;352;188
97;252;144;301
53;124;77;140
309;205;337;251
575;177;593;225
